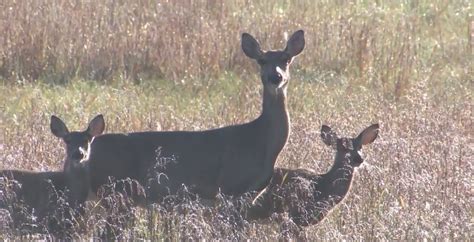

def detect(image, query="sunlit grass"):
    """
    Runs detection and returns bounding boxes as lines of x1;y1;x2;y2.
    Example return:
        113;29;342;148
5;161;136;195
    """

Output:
1;73;471;239
0;0;472;240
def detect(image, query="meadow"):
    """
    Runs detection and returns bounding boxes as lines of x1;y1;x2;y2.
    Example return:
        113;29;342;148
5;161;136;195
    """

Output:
0;0;472;240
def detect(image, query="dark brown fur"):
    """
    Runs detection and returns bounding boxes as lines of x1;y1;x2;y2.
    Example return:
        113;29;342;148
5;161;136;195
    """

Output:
86;30;305;204
244;124;379;227
0;115;104;232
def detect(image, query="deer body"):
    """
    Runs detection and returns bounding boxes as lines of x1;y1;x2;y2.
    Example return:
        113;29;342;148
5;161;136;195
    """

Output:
91;106;287;200
244;124;379;227
86;30;304;202
0;170;67;219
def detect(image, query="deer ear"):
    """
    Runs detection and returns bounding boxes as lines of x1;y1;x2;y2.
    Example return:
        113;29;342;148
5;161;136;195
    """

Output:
87;114;105;137
357;124;379;146
320;125;336;146
51;115;69;138
242;33;263;60
285;30;305;57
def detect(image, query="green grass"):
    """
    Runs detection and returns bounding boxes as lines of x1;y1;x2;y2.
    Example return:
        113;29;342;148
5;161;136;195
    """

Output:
0;0;472;240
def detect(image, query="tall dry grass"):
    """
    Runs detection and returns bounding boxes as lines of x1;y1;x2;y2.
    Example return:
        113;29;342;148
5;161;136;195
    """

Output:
0;78;471;240
1;0;471;96
0;0;472;240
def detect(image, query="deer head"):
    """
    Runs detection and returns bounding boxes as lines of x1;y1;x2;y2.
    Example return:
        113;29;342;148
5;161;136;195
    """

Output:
242;30;305;95
50;114;105;172
321;123;379;167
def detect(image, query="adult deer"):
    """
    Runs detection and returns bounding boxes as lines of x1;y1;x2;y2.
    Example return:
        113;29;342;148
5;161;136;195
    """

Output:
0;115;104;231
86;30;305;204
244;124;379;229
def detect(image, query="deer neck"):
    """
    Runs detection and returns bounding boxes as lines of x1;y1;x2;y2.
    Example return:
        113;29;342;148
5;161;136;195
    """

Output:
66;163;90;205
323;152;355;199
260;86;289;152
252;87;289;185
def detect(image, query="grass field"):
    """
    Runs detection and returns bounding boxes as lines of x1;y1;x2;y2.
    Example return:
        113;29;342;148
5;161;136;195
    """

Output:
0;0;472;240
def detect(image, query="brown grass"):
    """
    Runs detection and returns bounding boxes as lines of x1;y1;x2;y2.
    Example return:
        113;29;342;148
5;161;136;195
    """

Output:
0;0;472;240
1;1;470;96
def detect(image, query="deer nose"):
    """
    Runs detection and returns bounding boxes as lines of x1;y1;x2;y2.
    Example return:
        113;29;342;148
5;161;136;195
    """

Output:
269;72;283;85
71;150;83;160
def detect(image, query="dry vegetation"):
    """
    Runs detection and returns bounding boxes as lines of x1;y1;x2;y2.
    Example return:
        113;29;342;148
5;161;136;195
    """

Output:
0;0;472;240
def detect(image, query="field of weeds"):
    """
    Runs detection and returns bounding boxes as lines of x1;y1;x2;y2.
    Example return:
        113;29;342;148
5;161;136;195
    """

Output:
0;0;472;240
